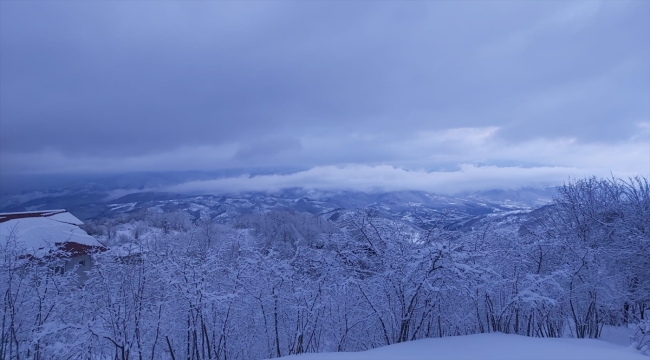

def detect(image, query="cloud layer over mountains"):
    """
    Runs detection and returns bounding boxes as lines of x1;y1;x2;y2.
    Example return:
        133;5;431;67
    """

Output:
1;1;648;192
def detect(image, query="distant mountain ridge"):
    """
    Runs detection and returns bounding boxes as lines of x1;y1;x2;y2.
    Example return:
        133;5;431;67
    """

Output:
0;173;557;232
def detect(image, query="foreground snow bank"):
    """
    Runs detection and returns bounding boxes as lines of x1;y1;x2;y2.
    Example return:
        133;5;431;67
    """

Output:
277;333;647;360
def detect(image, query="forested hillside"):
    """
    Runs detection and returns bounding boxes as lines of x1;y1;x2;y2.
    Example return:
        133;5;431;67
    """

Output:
2;176;648;359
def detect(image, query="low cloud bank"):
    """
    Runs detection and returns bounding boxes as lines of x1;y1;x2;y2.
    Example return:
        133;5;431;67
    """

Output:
164;164;637;195
2;125;648;176
2;125;647;194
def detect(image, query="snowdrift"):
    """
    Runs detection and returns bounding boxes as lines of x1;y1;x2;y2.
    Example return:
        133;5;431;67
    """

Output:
277;333;647;360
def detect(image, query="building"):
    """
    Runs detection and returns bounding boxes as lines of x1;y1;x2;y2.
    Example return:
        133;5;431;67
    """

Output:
0;209;106;283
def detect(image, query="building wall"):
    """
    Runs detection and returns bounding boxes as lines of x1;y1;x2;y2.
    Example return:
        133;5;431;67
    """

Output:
64;254;92;284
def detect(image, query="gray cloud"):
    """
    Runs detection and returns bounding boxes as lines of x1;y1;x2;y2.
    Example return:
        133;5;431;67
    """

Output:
234;137;302;162
2;125;647;177
163;164;641;196
0;0;648;186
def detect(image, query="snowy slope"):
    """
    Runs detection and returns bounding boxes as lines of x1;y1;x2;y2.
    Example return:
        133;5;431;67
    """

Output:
276;333;647;360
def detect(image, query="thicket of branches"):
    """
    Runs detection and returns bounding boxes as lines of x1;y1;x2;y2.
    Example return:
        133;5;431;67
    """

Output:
1;176;648;359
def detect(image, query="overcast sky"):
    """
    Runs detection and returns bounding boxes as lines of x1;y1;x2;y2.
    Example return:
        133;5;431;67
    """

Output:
1;0;648;193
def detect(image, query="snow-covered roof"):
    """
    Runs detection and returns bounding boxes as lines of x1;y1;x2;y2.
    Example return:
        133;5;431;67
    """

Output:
0;209;85;225
0;210;105;257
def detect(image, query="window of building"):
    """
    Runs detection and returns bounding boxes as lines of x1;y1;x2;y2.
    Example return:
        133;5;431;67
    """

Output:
54;265;64;275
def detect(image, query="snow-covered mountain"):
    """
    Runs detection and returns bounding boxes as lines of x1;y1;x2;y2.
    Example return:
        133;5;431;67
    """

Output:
0;174;556;232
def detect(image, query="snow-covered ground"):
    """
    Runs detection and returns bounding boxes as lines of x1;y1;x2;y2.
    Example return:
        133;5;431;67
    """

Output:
600;325;636;347
276;333;647;360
